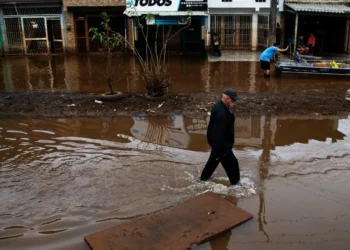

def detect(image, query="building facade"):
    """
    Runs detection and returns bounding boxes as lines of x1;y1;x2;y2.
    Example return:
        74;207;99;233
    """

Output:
1;0;350;54
0;0;64;55
125;0;208;54
283;0;350;54
63;0;132;53
208;0;284;51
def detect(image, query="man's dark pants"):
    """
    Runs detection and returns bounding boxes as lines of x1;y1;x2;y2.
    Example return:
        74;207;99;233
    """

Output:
200;148;240;185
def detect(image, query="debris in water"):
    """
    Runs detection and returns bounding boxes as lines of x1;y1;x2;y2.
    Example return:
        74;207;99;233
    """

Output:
67;104;76;107
158;102;164;108
95;100;103;104
84;193;252;250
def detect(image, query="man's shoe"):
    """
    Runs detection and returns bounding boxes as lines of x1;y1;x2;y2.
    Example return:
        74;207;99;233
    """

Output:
230;180;240;187
196;177;204;183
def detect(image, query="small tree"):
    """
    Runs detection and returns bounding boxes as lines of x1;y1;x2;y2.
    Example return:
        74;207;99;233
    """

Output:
121;5;192;97
89;13;126;95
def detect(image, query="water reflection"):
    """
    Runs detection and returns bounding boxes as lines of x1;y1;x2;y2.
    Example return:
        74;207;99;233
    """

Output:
1;55;350;94
1;115;350;250
131;116;191;149
196;114;350;250
0;115;347;157
258;116;272;243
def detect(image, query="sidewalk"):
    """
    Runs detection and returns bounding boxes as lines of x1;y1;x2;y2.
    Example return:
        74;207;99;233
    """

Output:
208;50;261;62
208;50;350;63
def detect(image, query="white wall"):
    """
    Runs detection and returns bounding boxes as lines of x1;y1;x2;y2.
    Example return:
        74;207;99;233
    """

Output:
208;0;284;11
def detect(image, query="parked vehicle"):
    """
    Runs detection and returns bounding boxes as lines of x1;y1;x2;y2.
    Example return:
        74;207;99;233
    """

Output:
210;33;221;57
276;58;350;75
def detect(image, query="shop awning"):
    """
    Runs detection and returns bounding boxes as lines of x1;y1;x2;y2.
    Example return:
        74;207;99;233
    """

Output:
124;10;208;17
285;3;350;14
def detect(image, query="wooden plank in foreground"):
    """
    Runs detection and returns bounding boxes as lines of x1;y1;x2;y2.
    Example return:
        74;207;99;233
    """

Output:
85;192;253;250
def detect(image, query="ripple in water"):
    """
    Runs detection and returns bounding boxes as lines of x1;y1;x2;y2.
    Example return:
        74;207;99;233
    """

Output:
161;171;257;198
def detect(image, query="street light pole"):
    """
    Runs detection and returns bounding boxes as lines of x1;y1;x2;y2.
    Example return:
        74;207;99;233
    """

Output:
268;0;278;46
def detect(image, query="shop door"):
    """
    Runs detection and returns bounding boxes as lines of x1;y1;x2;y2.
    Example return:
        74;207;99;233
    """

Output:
4;18;24;54
182;18;202;52
47;19;64;53
257;15;269;48
75;19;88;53
210;15;236;50
238;16;252;49
22;17;48;54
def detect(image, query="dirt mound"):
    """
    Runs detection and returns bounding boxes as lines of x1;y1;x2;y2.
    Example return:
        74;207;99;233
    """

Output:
0;92;349;118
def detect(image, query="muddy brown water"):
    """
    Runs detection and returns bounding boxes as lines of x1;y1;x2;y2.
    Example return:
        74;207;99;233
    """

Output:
1;55;350;94
1;115;350;250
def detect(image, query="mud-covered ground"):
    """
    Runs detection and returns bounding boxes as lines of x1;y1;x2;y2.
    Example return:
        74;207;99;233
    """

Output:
0;92;350;117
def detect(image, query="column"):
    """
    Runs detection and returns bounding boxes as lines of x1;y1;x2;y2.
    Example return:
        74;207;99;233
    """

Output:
235;16;240;48
344;19;349;53
126;17;134;50
65;9;76;53
279;13;285;47
206;15;210;47
251;13;258;52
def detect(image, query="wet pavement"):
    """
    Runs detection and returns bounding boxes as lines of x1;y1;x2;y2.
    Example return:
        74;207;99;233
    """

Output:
1;115;350;250
1;54;350;94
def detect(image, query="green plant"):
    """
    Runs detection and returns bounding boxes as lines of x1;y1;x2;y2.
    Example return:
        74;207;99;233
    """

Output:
124;6;192;97
89;13;126;94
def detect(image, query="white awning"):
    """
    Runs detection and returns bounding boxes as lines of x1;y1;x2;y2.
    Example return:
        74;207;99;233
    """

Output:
285;3;350;14
124;10;208;17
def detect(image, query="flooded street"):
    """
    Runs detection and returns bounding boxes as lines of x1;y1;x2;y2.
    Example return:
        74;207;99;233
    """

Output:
1;55;350;94
1;115;350;250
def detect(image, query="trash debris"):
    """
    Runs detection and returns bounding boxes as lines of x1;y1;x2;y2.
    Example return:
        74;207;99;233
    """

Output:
114;109;116;112
207;211;216;215
67;104;76;107
346;97;350;101
207;112;211;116
158;102;164;108
95;100;103;104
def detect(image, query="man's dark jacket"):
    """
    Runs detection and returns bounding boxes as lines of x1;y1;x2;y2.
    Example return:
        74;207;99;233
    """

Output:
207;100;235;156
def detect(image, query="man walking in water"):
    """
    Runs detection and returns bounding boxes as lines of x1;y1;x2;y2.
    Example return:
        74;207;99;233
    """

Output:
260;44;289;77
198;89;240;186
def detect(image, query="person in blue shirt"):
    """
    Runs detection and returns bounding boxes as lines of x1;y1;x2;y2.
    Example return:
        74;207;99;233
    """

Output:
260;44;289;77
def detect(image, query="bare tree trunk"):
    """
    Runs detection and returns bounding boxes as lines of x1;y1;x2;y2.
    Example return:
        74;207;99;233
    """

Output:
108;77;114;94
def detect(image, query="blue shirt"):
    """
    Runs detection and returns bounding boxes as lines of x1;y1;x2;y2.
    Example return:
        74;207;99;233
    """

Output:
260;46;278;62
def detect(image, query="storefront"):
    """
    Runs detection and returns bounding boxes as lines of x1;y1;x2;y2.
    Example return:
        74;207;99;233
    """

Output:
208;0;284;51
70;8;126;53
63;0;131;54
0;0;64;55
125;0;208;54
284;3;350;54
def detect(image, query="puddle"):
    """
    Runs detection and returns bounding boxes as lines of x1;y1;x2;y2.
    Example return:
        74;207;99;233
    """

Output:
1;115;350;250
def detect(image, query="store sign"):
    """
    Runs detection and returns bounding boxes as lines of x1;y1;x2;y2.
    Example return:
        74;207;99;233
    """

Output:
127;0;207;12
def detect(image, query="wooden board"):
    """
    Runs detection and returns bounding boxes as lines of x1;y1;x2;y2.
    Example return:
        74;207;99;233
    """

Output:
85;192;253;250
